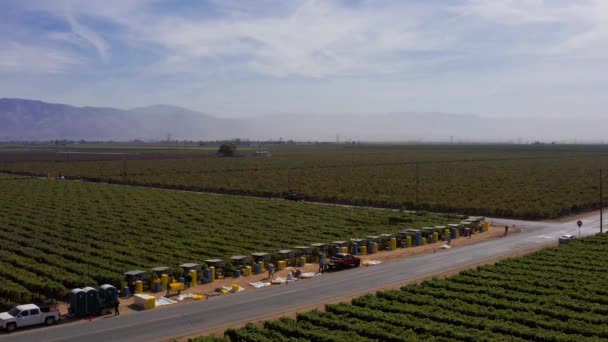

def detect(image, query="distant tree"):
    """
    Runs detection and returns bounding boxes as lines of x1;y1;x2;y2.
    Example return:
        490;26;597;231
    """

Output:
218;143;237;157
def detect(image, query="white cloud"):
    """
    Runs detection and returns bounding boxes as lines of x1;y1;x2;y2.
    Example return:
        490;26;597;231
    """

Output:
126;0;433;78
64;5;110;63
457;0;560;24
0;43;84;73
3;0;608;120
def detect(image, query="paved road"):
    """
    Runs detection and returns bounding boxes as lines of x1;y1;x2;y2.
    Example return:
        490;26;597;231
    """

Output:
1;212;604;342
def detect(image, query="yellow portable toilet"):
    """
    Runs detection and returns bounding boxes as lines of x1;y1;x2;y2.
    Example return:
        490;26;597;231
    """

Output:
422;237;427;245
135;280;143;294
373;242;379;253
433;232;439;243
277;260;286;270
244;265;252;276
390;238;397;250
161;274;168;291
360;245;367;255
189;269;197;286
210;266;215;281
406;236;412;247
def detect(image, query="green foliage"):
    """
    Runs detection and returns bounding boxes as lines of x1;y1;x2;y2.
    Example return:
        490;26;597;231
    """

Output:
217;233;608;341
2;144;608;219
218;143;236;157
0;174;452;303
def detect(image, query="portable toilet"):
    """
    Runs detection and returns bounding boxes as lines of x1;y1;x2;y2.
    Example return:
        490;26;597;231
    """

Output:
83;286;100;315
99;284;118;310
69;288;86;317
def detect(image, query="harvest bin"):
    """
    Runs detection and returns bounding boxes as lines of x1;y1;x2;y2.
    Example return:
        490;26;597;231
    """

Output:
134;294;156;310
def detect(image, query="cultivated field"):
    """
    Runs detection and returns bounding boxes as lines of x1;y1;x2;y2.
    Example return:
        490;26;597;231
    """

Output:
0;174;457;308
1;144;608;219
194;233;608;342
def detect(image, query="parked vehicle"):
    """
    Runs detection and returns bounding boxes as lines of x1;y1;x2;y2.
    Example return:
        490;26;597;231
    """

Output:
285;193;305;201
558;234;577;244
0;304;61;332
328;253;361;269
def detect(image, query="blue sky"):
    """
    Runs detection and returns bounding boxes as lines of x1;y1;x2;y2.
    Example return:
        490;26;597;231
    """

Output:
0;0;606;118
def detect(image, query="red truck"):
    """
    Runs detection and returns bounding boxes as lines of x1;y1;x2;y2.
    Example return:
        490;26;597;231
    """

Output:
328;253;361;269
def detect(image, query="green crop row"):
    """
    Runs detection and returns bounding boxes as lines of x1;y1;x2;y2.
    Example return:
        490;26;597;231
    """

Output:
198;233;608;342
2;144;608;218
0;174;456;306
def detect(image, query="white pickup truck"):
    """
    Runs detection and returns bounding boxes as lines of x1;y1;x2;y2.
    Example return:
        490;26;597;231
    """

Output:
0;304;61;332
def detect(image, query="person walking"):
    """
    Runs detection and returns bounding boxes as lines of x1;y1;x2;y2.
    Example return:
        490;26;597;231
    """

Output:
504;225;509;237
185;273;192;289
114;299;120;316
166;275;173;297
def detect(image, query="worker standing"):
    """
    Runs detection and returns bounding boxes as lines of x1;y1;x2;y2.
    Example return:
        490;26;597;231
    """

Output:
114;299;120;316
504;225;509;237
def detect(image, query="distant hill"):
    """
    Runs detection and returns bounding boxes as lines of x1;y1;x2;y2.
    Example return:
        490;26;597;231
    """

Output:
0;98;605;142
0;98;222;141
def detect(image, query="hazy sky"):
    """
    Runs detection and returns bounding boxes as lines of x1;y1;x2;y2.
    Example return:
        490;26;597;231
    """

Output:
0;0;606;118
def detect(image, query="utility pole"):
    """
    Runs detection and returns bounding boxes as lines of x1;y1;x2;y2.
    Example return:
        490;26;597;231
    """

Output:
601;168;603;233
287;168;291;193
415;162;419;205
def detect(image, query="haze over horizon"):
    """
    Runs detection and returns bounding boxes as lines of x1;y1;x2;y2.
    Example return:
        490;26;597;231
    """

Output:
1;0;607;121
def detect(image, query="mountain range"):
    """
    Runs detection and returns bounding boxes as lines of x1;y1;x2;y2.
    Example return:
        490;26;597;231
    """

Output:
0;98;604;142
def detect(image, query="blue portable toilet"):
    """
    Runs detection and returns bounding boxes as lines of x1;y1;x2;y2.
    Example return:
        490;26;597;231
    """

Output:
83;286;99;316
69;288;86;317
99;284;118;310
